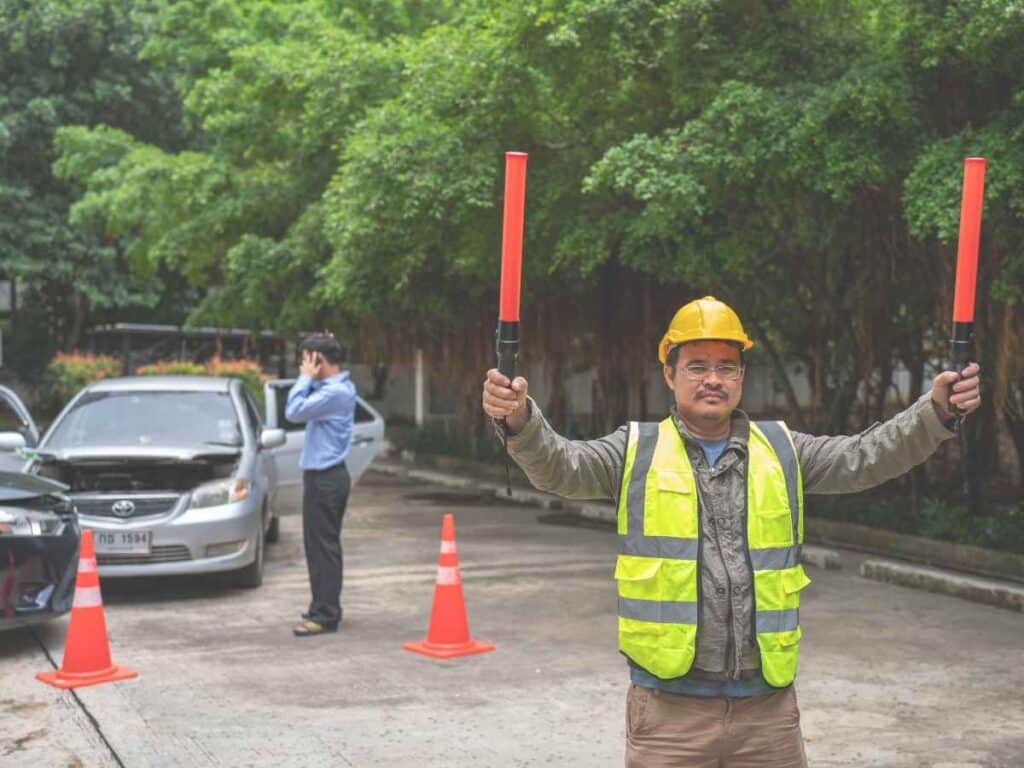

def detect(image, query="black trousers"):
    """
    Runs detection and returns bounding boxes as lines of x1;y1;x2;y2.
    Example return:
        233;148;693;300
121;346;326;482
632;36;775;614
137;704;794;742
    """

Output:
301;462;350;625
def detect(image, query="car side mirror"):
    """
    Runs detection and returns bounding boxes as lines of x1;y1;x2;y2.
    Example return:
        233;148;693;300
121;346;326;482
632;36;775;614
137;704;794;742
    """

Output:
0;432;27;453
259;428;286;450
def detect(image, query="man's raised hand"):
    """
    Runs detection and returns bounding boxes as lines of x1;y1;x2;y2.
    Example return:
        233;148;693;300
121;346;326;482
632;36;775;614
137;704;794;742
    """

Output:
931;362;982;423
482;369;529;434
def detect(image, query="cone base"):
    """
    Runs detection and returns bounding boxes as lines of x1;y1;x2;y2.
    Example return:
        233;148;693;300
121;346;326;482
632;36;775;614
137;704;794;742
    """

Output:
403;639;496;659
37;664;138;690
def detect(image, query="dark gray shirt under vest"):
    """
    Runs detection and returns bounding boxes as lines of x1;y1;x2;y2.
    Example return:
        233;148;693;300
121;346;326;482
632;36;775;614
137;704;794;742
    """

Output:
501;394;954;697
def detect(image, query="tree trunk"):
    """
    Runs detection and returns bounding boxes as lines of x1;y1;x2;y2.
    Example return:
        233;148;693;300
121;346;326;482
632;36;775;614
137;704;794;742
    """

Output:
906;344;928;514
1005;411;1024;490
66;292;89;351
593;261;631;434
873;356;893;424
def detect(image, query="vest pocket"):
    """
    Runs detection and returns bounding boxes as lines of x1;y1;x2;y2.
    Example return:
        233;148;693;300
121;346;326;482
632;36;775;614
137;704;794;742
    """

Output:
757;626;802;687
754;564;811;611
753;566;809;687
615;555;698;603
615;555;664;601
782;564;812;595
643;469;699;538
619;619;697;680
753;507;794;548
616;556;699;679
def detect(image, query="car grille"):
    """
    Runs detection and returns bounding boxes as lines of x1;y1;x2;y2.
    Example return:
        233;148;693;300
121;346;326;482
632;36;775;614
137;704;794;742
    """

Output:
72;494;182;519
97;545;192;566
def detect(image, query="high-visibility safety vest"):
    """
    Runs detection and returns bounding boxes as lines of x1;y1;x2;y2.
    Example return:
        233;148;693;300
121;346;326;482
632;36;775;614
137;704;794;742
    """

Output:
615;417;810;686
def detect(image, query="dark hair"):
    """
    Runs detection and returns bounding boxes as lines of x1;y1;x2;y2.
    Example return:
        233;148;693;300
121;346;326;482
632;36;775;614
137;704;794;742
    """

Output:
300;332;345;365
665;342;745;373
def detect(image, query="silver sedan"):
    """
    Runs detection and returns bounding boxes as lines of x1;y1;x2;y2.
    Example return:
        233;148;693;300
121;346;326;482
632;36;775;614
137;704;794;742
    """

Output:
30;377;286;587
1;375;384;589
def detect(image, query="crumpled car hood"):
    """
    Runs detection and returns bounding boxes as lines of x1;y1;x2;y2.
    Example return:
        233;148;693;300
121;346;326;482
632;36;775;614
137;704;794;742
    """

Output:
0;470;68;501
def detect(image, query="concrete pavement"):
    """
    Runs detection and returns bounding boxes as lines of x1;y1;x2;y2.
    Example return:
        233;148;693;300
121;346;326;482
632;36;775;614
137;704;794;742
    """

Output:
378;458;1024;612
2;470;1023;767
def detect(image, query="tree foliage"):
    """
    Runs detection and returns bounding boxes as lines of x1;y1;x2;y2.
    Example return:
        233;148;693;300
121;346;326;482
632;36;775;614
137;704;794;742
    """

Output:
19;0;1024;491
0;0;187;360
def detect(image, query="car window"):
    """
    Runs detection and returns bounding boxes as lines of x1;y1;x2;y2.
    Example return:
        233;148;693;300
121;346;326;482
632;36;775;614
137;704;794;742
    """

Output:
355;402;374;424
0;394;30;437
274;385;303;433
45;391;242;449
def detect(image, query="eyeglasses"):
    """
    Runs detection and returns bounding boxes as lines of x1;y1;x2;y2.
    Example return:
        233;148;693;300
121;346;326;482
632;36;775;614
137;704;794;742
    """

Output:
679;362;744;381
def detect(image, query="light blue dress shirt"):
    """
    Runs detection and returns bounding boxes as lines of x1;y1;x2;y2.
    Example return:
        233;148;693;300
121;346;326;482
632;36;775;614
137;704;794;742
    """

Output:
284;372;356;471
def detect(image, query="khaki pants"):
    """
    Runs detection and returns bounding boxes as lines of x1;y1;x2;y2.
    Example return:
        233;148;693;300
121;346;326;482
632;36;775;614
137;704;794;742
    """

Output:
625;684;808;768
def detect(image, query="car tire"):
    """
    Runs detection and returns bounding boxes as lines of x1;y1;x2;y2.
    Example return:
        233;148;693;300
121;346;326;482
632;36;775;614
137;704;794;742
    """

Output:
234;526;264;589
266;513;280;544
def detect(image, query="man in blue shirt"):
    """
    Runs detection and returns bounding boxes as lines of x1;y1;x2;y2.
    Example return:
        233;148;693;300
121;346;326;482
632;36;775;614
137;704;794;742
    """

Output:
285;333;357;637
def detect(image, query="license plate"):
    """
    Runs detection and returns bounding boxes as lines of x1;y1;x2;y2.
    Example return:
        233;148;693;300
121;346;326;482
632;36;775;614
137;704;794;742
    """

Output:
94;530;152;554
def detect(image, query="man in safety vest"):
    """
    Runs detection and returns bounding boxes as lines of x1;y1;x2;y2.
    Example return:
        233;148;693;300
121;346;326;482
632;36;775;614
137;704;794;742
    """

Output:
481;296;981;767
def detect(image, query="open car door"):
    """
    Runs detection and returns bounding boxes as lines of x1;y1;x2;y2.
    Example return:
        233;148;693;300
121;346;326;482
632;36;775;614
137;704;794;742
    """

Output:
264;380;384;512
346;397;385;483
0;386;40;473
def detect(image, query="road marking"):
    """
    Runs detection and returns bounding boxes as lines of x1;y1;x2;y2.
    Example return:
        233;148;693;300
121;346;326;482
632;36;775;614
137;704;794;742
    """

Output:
267;558;612;588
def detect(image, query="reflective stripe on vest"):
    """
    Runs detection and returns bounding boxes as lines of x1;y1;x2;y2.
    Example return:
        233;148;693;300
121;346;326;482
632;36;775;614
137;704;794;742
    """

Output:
615;417;808;685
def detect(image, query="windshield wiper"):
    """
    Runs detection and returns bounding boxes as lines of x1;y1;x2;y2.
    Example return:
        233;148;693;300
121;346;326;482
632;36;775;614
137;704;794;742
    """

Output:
199;440;243;448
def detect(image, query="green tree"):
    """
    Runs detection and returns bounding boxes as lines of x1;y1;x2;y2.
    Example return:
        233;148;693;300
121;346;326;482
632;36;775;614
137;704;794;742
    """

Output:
54;0;1024;496
0;0;188;369
57;0;455;333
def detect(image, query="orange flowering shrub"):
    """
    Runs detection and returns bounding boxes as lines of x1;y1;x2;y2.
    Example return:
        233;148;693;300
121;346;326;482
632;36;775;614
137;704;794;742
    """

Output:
136;356;268;403
134;361;206;376
44;353;270;413
43;353;124;415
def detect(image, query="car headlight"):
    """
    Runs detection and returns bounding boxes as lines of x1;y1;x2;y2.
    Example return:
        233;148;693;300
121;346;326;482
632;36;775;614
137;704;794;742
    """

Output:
0;507;66;536
189;478;250;509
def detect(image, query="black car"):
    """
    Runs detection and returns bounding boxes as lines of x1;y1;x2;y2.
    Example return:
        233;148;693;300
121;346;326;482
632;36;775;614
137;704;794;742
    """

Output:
0;470;80;630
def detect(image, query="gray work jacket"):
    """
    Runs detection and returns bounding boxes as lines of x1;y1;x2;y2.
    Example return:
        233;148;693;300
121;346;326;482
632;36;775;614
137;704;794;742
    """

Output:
503;393;955;681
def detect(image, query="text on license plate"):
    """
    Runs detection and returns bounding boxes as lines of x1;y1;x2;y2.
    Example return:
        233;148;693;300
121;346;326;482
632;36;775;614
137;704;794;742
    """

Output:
94;530;152;554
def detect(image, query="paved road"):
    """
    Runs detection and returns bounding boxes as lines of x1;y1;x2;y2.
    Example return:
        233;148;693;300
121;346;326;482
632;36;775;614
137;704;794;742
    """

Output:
2;472;1022;767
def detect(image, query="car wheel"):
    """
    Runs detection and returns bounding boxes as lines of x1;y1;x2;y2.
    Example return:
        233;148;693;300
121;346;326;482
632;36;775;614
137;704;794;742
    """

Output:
266;513;280;544
234;525;264;589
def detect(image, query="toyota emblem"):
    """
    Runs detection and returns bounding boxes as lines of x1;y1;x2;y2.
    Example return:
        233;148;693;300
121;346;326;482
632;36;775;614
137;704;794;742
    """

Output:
111;500;136;518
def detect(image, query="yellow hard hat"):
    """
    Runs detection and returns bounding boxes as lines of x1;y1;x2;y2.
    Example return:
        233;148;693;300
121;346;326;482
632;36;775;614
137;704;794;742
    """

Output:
658;296;755;364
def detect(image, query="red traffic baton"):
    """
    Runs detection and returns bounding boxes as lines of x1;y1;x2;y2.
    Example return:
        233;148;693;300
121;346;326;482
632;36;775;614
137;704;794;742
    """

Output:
496;152;527;381
495;152;527;497
950;157;986;372
949;157;986;511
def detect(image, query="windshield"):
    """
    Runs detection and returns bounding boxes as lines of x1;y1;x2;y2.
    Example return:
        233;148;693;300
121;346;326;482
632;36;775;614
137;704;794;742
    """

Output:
45;391;242;450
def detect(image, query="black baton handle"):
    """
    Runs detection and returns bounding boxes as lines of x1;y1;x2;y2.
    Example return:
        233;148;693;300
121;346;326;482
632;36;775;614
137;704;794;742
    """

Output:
495;321;520;497
496;321;519;382
949;321;974;422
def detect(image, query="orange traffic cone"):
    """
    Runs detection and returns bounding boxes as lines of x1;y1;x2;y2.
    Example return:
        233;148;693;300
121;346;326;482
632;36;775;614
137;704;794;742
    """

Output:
403;514;495;659
37;530;138;689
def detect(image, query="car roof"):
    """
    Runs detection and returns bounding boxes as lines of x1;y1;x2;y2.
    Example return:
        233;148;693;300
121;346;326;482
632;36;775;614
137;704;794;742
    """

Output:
85;376;235;393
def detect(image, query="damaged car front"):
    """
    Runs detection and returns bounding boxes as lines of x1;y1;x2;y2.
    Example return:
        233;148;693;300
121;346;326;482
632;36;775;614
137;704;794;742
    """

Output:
31;377;285;588
0;469;80;630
